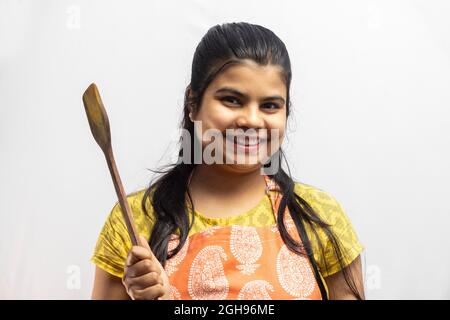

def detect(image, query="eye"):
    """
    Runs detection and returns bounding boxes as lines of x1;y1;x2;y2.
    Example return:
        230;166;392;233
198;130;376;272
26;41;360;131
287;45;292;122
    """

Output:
262;103;280;110
221;96;241;106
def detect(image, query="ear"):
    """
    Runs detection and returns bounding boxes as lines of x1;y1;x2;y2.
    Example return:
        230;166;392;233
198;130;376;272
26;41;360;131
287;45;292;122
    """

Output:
186;87;195;114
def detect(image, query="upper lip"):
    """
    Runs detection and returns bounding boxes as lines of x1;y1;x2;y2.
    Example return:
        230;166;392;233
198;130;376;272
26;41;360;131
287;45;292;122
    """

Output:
226;135;267;145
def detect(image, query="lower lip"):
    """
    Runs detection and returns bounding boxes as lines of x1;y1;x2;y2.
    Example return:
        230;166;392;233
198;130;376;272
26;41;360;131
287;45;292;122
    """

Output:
234;142;260;153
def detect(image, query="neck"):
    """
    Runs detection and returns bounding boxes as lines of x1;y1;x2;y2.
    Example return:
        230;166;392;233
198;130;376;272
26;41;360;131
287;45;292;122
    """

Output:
189;164;267;198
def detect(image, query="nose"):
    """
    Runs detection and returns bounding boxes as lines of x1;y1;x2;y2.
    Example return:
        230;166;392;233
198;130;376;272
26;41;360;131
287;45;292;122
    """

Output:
235;104;265;129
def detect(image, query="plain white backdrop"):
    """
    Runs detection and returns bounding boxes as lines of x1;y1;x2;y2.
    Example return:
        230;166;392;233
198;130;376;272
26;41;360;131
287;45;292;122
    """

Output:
1;0;449;299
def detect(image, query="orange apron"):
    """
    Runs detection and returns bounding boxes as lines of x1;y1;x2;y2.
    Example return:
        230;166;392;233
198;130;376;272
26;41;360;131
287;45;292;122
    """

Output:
163;175;327;300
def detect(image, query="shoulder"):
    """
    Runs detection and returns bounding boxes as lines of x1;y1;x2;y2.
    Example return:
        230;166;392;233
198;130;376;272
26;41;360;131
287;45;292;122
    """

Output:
294;181;364;277
107;187;156;237
293;181;348;227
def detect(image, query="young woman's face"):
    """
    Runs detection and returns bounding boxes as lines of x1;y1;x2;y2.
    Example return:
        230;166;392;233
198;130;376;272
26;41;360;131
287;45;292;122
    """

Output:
191;59;287;173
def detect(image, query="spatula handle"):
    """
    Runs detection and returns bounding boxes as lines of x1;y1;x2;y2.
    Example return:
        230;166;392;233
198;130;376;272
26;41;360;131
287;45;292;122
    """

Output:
104;147;140;246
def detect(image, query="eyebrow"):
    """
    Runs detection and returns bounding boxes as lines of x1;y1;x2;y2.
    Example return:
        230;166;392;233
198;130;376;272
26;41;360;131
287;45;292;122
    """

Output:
214;87;286;104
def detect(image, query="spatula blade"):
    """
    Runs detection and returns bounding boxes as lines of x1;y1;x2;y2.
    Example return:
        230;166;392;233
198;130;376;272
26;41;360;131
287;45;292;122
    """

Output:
82;83;111;153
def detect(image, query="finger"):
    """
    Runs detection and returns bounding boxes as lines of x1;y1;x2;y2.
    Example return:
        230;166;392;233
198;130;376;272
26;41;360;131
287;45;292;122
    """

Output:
124;272;163;291
130;284;166;300
125;259;161;278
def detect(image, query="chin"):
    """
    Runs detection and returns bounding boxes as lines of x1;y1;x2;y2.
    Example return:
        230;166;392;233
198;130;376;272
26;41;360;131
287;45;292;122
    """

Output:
222;162;263;174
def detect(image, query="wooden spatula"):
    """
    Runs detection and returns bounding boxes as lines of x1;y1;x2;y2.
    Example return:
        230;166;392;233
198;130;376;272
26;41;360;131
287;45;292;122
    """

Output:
82;83;139;246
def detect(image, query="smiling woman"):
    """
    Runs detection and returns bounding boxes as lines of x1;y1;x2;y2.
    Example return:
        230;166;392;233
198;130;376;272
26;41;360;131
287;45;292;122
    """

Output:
91;22;365;300
189;60;286;168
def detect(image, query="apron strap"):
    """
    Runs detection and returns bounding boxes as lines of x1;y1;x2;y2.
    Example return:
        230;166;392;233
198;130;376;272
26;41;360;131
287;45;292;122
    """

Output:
263;174;283;223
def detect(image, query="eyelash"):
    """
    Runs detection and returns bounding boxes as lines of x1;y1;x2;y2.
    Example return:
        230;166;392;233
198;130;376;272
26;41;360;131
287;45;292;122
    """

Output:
221;96;280;110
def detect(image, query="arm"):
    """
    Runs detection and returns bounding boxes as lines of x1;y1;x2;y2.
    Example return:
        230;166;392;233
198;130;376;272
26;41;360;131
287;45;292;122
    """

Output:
91;266;131;300
324;255;365;300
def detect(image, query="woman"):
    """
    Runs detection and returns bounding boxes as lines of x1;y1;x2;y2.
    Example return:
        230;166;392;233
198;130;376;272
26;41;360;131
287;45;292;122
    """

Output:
91;22;365;300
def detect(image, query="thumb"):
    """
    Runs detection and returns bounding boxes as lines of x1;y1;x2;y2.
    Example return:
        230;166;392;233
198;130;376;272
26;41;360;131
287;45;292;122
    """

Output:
138;235;171;300
137;235;160;264
137;235;152;251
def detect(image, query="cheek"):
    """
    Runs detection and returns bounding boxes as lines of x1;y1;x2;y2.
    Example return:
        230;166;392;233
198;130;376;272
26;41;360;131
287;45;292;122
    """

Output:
198;103;234;131
267;117;287;140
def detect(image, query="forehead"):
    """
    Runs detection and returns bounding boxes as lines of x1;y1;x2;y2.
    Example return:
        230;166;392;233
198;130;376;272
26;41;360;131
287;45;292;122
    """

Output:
207;60;286;97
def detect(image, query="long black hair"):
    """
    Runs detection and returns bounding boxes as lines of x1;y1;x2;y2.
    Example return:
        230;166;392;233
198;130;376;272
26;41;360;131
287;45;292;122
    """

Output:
141;22;363;300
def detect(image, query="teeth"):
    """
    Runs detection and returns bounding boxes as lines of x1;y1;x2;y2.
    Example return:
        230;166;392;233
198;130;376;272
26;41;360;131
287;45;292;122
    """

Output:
235;136;259;146
227;135;266;146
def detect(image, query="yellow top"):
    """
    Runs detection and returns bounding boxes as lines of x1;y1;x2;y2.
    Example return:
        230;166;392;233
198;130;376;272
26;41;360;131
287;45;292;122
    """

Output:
91;181;364;283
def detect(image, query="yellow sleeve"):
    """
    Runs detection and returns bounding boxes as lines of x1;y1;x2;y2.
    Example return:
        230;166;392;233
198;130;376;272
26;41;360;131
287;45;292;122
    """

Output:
296;183;364;278
90;190;155;278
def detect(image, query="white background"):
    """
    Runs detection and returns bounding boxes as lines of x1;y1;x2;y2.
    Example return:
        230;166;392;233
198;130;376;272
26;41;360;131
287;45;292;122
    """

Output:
1;0;449;299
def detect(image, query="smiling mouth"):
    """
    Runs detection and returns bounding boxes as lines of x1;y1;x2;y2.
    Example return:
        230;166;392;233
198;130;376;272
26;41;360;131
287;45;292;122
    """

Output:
226;135;268;146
